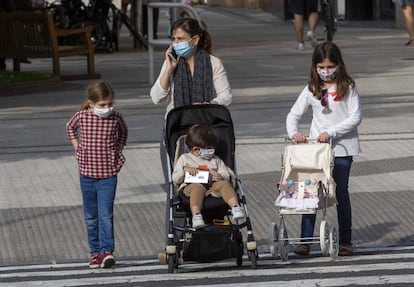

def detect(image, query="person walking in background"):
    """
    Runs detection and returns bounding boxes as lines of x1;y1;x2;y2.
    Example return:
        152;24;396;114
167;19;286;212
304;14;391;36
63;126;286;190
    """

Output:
66;80;128;269
397;0;414;46
288;0;320;50
286;42;362;256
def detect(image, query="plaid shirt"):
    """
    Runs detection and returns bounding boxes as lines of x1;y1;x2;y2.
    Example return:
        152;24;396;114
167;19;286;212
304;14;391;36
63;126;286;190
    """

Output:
66;109;128;178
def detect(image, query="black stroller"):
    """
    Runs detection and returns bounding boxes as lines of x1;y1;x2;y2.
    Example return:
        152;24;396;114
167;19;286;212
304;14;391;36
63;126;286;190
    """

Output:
163;104;258;273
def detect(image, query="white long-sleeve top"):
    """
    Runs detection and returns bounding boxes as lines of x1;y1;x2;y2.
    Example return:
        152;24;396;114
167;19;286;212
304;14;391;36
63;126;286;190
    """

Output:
286;84;362;157
150;55;232;117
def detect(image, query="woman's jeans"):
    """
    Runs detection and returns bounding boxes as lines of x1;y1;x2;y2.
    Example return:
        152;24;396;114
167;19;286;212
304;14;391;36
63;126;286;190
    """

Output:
300;156;353;246
80;175;117;254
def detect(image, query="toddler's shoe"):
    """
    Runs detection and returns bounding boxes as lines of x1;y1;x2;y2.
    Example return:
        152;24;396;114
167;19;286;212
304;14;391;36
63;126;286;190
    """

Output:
192;213;207;229
89;253;101;269
297;42;305;50
306;31;319;48
231;206;245;220
101;252;116;268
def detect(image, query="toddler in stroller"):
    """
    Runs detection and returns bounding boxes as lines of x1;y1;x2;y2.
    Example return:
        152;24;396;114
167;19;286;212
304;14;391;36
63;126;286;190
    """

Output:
172;124;245;229
162;104;258;273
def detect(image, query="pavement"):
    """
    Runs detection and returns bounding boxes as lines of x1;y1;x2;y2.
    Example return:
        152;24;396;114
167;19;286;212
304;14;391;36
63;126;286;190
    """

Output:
0;6;414;266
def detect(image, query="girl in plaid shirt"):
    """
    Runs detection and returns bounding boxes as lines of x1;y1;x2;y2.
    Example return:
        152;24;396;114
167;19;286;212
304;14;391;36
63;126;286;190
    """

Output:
66;80;128;269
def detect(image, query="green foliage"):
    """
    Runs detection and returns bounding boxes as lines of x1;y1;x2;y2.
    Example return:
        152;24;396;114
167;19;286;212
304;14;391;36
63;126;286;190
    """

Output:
0;71;55;84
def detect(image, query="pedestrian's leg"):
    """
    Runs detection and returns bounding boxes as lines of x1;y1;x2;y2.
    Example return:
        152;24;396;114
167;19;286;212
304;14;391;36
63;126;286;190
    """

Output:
294;214;315;255
306;11;319;47
401;5;414;45
333;156;353;246
301;214;316;239
80;175;99;254
308;12;319;34
293;13;304;45
97;175;117;254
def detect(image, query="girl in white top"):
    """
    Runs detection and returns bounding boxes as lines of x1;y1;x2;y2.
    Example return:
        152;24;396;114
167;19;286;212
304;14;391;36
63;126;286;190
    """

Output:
150;18;232;117
286;41;362;257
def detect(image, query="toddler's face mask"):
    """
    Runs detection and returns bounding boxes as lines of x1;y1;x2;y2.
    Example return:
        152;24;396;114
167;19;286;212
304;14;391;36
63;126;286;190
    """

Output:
199;148;215;160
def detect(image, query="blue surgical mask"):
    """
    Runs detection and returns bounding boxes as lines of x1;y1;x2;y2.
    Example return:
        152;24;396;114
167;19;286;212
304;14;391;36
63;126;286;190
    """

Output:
173;39;193;58
199;148;215;160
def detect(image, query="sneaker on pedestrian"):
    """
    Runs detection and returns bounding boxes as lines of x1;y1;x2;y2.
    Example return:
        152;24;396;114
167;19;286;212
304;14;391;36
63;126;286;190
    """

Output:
192;213;207;229
89;253;101;269
100;252;115;268
231;206;245;220
306;31;319;48
297;42;305;50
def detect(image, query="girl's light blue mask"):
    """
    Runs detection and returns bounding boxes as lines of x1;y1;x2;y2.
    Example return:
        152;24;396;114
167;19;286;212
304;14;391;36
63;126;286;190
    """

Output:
199;148;215;160
173;39;194;58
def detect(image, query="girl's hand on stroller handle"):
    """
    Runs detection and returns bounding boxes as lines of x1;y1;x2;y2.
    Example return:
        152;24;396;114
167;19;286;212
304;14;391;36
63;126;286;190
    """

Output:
317;132;330;143
291;133;307;143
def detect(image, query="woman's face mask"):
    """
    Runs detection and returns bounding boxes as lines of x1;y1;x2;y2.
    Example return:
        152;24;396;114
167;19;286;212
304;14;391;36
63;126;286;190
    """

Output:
317;66;337;82
173;38;194;58
94;106;114;118
199;148;215;160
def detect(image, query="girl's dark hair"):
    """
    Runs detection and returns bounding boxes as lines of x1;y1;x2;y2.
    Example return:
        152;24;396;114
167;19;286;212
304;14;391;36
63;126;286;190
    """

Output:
185;124;219;149
81;80;115;110
308;41;355;99
171;18;212;54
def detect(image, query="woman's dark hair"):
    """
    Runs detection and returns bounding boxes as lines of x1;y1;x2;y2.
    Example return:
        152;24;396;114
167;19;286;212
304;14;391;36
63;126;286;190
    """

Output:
308;41;355;99
171;18;212;54
185;124;219;149
81;80;115;110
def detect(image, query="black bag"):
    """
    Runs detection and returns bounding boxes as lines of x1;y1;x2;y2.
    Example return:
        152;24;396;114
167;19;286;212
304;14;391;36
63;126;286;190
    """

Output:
182;225;243;263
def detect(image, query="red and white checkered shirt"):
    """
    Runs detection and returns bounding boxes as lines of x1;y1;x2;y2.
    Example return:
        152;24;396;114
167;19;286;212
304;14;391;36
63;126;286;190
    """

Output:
66;109;128;179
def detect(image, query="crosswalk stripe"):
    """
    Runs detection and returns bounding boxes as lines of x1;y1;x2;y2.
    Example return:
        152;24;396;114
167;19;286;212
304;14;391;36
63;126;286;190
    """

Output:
0;247;413;287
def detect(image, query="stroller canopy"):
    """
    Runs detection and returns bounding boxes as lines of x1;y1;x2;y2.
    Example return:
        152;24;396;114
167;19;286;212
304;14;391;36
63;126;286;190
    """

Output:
164;104;236;170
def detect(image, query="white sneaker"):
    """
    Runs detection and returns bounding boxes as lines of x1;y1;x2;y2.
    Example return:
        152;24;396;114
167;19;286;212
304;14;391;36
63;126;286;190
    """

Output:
297;42;305;50
306;31;318;48
192;214;206;229
231;206;245;220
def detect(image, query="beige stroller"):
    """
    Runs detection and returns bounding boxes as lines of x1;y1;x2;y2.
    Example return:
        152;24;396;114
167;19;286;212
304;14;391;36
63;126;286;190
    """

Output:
269;138;339;261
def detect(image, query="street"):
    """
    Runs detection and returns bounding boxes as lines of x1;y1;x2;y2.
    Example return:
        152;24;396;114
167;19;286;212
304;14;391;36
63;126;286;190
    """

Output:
0;5;414;286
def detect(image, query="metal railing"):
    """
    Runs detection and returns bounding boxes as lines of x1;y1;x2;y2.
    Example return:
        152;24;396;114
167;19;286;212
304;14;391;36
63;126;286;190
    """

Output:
147;2;202;84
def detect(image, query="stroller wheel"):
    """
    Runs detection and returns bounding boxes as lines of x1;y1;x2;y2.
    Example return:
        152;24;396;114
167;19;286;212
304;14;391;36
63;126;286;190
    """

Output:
236;250;243;267
167;254;177;273
319;220;330;256
278;223;289;261
248;250;258;269
329;225;339;259
268;222;278;257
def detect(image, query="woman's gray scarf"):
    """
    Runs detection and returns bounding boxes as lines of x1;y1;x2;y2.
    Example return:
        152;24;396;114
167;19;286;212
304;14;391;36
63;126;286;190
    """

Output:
173;49;213;107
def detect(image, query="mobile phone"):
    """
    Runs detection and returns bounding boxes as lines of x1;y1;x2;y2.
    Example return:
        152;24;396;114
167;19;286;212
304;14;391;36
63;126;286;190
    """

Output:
168;50;178;62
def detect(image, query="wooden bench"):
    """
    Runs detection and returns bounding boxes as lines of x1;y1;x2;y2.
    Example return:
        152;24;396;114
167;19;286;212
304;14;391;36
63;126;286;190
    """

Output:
0;12;100;80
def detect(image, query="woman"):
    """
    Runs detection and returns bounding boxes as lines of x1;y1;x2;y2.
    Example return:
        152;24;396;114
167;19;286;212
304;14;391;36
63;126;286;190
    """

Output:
150;18;232;117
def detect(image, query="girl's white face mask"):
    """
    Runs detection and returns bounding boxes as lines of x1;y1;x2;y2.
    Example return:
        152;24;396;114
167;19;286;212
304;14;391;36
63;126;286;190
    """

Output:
317;67;337;82
94;106;114;118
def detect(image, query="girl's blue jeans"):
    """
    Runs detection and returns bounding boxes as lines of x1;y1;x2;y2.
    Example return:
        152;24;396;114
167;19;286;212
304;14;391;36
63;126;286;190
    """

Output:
80;174;117;254
300;156;353;246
